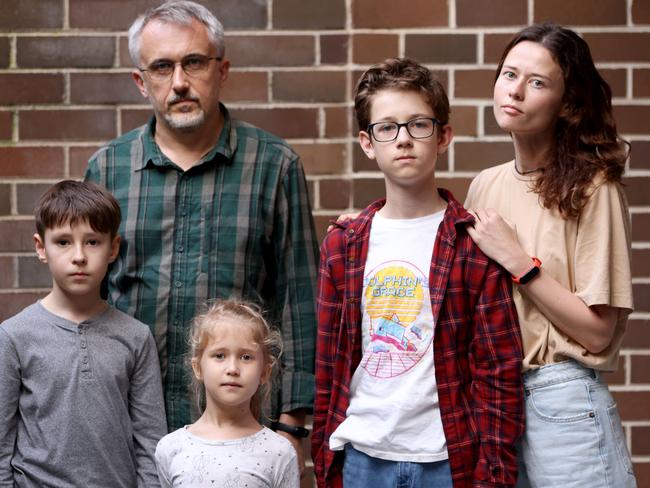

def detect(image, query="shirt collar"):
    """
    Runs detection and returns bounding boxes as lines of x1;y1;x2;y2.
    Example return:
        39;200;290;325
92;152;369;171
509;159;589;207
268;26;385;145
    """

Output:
136;103;237;171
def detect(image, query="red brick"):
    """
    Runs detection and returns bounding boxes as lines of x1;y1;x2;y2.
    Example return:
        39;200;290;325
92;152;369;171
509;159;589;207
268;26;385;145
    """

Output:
632;212;650;241
622;319;650;349
20;110;116;141
121;109;152;133
0;38;10;68
406;34;477;64
353;0;447;28
455;142;514;172
16;183;51;215
631;248;650;277
230;108;319;139
484;33;516;64
614;105;650;134
0;74;63;105
0;147;64;178
321;35;349;65
324;107;350;138
633;463;650;488
601;356;625;385
600;69;627;98
483;106;509;135
632;426;650;456
17;36;115;69
624;176;650;207
70;0;266;30
535;0;625;25
118;37;133;68
633;69;650;97
212;71;267;103
633;283;650;313
451;106;478;137
274;0;345;29
227;36;315;67
0;112;12;140
0;220;36;252
632;0;650;24
458;0;527;26
0;0;63;29
631;355;650;383
17;256;51;288
273;71;346;103
306;180;315;209
70;146;100;179
0;292;48;321
320;179;351;210
0;184;10;216
293;143;346;175
583;33;650;62
438;177;474;203
313;214;339;244
0;257;14;289
611;391;650;420
70;73;145;105
352;34;399;64
455;69;495;99
353;178;385;208
629;141;650;170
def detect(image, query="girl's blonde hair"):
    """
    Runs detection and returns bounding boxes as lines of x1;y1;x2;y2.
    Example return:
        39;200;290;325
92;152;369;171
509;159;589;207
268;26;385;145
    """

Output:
188;299;282;419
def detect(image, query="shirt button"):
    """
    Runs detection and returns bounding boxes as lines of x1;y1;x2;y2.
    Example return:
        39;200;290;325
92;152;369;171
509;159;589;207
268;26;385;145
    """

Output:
347;228;355;235
174;281;182;288
82;357;89;364
176;245;184;252
81;341;87;348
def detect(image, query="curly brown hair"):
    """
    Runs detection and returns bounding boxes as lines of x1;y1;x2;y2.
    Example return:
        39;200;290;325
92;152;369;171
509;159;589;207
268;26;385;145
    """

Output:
495;23;629;219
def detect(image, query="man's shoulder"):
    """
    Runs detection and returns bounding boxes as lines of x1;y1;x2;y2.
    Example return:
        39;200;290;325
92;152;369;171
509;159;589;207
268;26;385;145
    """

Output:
230;118;299;160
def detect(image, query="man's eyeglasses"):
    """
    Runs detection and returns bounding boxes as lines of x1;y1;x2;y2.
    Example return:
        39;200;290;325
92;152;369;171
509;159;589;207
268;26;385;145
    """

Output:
139;54;222;82
367;117;440;142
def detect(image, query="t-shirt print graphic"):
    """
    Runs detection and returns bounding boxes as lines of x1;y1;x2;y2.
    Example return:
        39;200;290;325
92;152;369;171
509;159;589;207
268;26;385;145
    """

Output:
361;261;433;379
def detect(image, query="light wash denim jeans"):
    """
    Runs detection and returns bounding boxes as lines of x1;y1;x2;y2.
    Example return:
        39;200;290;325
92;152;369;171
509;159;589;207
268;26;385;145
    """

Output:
342;444;453;488
516;360;636;488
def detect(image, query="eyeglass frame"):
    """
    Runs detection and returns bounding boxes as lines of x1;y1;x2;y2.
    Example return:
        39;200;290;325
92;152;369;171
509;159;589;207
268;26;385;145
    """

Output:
366;117;441;142
138;54;222;81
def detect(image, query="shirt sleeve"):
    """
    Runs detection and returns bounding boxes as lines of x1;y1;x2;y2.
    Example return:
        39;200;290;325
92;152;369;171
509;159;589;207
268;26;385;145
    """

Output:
273;155;319;413
311;233;343;488
574;181;633;311
130;331;167;488
154;438;173;488
275;442;300;488
0;328;20;486
468;258;524;487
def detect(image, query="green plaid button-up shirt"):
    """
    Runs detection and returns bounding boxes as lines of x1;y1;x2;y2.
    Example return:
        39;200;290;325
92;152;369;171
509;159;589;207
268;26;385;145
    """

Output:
85;106;319;430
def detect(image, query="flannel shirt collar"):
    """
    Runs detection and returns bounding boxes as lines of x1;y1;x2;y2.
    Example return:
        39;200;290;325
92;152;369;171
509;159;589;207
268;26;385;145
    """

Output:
336;188;475;246
137;103;237;172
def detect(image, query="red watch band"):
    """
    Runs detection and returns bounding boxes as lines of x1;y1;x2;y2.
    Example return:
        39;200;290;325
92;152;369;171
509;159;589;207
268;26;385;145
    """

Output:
512;257;542;284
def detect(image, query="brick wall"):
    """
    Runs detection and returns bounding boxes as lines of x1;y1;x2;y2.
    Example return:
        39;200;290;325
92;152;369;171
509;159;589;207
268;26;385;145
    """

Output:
0;0;648;485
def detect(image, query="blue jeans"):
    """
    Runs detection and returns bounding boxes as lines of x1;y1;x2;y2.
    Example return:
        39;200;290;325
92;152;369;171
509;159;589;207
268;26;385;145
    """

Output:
516;360;637;488
342;444;453;488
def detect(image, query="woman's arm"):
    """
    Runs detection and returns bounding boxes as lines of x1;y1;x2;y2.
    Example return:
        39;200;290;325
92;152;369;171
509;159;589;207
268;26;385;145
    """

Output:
466;208;618;353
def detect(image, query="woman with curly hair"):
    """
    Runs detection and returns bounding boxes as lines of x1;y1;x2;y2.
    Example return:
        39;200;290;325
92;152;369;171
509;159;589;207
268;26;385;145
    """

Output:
466;23;637;487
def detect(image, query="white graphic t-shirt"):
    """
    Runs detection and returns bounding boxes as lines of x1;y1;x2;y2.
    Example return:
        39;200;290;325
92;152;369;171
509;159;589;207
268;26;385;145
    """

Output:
329;210;448;462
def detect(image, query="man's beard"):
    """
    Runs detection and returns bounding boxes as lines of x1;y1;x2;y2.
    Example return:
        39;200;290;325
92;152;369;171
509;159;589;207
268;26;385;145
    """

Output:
163;107;206;132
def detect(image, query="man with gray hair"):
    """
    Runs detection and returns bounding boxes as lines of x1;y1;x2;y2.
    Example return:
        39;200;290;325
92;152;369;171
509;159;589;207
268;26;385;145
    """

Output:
85;1;318;472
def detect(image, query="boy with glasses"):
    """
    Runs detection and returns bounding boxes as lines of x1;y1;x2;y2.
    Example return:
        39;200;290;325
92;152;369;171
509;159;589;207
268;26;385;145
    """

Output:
312;58;524;488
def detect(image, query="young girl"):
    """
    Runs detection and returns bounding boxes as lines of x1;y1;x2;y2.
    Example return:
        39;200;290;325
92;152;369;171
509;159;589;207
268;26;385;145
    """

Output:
465;23;637;487
155;300;300;487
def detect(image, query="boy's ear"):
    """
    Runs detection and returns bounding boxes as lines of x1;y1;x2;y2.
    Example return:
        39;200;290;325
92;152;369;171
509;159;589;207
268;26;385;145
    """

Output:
34;233;47;263
108;235;121;263
359;130;376;160
436;124;453;155
191;357;202;381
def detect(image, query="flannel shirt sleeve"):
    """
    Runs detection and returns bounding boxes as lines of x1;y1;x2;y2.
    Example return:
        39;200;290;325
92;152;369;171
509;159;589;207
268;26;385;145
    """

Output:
469;259;524;487
275;156;319;413
311;233;344;488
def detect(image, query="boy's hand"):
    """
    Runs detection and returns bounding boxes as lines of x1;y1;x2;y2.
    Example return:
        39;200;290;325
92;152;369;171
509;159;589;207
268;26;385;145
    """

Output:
326;212;360;232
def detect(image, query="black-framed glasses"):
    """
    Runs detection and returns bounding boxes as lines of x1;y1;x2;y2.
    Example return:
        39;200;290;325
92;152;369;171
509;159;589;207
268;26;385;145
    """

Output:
139;54;222;81
367;117;440;142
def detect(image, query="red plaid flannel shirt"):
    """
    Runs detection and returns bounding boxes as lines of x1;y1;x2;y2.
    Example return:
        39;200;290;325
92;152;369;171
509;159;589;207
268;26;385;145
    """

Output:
312;189;524;488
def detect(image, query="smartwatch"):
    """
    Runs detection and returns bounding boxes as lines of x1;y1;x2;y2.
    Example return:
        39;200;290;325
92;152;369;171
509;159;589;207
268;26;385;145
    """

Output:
512;257;542;285
271;421;310;438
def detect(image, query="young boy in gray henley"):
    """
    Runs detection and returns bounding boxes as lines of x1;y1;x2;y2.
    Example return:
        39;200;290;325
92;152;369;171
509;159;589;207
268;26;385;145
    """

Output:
0;180;167;488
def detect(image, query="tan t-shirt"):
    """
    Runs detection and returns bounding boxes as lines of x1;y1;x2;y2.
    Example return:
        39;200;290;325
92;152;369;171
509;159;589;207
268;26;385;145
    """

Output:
465;161;633;371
